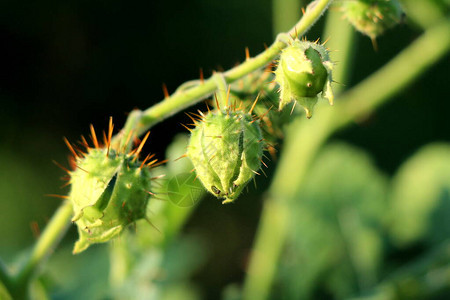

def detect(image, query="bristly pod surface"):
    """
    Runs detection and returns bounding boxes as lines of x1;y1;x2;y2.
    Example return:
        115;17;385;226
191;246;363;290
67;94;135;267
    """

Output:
275;39;334;118
340;0;402;41
66;121;158;254
186;107;264;204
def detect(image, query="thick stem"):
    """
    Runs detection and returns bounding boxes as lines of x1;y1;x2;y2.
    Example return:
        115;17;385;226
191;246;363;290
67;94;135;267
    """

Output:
242;17;450;300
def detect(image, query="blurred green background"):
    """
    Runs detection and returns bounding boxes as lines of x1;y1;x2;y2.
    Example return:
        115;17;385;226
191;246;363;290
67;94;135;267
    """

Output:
0;0;449;299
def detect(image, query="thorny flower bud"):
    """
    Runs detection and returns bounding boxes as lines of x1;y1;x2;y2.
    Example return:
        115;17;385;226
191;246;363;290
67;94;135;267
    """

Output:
341;0;402;41
275;39;334;118
66;121;158;254
186;109;264;204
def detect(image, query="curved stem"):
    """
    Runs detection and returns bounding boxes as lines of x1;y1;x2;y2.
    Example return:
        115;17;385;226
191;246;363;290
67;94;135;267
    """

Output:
117;0;334;138
242;18;450;300
116;109;143;152
10;201;73;298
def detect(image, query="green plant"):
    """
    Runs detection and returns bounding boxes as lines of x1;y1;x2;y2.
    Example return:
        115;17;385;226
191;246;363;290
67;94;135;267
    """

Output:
1;0;449;299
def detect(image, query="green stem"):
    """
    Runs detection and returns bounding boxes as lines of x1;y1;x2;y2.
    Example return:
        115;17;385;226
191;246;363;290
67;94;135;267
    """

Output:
242;114;332;300
118;0;334;138
212;73;229;109
400;0;447;30
321;7;356;94
116;109;143;152
336;18;450;127
11;201;73;298
242;18;450;300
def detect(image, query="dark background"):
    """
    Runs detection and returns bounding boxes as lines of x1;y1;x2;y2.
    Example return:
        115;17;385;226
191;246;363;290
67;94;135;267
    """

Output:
0;0;448;298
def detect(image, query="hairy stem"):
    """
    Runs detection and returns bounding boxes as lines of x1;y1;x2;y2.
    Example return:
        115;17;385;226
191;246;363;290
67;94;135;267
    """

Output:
115;0;334;138
242;17;450;300
212;73;229;109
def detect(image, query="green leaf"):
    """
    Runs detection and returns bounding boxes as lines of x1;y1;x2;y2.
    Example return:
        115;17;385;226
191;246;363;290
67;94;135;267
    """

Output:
278;142;388;299
388;143;450;247
0;281;12;300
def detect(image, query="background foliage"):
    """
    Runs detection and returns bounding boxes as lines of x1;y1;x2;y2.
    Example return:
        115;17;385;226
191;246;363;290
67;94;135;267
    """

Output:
0;0;449;299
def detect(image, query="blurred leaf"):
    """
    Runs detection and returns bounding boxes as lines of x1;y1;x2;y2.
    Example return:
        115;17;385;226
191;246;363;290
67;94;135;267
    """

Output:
0;149;58;257
110;234;205;300
45;245;110;300
0;281;12;300
277;142;388;299
30;279;50;300
159;283;200;300
222;283;242;300
165;133;194;175
143;133;205;247
108;134;206;300
350;241;450;300
388;143;450;247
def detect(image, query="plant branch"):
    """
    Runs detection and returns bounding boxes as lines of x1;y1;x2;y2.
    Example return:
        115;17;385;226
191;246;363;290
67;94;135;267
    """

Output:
112;0;334;139
242;17;450;300
10;201;73;298
336;18;450;127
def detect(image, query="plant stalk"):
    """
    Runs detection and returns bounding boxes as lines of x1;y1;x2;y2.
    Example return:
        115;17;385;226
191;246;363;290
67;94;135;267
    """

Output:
111;0;334;140
242;17;450;300
10;201;73;299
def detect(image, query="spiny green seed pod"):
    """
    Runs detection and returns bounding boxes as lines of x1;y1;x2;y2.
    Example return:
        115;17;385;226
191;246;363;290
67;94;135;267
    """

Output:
186;109;263;204
341;0;402;40
67;124;156;253
275;39;334;118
